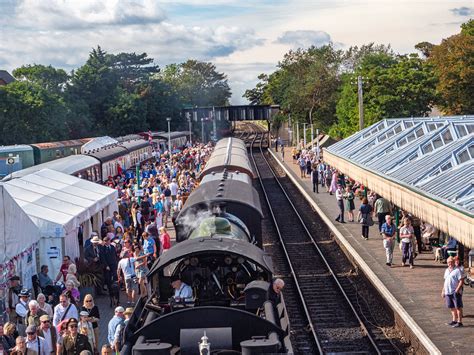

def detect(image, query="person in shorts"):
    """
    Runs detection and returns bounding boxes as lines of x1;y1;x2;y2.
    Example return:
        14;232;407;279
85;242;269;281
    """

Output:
441;256;464;327
117;251;144;306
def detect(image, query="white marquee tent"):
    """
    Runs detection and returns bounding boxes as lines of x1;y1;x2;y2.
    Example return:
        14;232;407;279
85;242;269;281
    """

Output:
0;183;40;290
1;169;118;279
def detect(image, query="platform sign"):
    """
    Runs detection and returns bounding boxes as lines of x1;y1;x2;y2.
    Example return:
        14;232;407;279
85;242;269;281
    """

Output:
135;189;144;197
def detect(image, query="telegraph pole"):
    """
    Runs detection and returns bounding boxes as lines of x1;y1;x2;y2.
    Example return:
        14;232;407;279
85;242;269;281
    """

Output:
303;123;306;148
357;75;365;130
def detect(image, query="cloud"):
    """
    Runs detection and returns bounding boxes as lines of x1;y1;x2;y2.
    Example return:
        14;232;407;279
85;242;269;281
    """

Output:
276;30;332;49
11;0;166;30
450;7;473;16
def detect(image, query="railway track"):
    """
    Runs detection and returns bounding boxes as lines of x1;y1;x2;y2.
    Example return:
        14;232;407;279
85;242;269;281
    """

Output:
247;128;398;354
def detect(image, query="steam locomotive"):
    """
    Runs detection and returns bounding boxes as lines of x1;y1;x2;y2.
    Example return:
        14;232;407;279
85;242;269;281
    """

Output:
121;137;292;354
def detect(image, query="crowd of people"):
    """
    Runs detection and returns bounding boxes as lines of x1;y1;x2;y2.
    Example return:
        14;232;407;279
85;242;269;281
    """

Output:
0;141;214;354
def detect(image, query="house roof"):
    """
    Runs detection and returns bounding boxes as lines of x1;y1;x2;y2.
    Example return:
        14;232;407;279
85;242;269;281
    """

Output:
0;70;15;84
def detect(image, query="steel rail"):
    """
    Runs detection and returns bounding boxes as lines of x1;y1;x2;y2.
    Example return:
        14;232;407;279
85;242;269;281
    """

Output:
248;128;323;354
249;126;382;355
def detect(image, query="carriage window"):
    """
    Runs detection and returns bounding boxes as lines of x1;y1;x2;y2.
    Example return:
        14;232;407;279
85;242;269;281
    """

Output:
415;128;424;138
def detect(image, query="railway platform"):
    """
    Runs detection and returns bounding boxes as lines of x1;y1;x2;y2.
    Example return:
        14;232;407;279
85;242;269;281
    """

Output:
269;146;473;354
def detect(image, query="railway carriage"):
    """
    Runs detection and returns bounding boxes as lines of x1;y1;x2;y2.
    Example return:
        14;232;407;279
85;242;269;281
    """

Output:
0;145;34;177
198;137;254;180
87;145;128;181
120;139;153;168
30;139;88;164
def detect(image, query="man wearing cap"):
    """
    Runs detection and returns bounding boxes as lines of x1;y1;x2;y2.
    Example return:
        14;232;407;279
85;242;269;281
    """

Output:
38;314;57;354
25;300;47;327
26;325;50;355
171;276;193;303
53;294;78;328
15;289;30;323
107;307;125;351
62;318;92;354
7;276;21;323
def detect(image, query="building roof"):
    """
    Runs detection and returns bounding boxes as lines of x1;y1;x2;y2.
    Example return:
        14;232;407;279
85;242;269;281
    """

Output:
324;115;474;246
0;70;15;85
327;116;473;213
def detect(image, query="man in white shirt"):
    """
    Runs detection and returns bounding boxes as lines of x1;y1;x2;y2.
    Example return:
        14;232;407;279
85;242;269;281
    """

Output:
171;276;193;302
169;178;178;201
334;184;345;223
26;325;50;355
53;294;78;327
38;314;57;354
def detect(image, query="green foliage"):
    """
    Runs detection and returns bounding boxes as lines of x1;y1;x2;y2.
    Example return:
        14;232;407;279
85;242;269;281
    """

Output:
245;44;342;131
161;59;231;107
428;20;474;114
13;64;69;95
0;81;68;144
331;53;437;138
0;46;232;144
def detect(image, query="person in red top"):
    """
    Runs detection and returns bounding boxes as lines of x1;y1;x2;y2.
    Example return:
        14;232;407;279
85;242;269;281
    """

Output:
159;227;171;255
55;255;72;283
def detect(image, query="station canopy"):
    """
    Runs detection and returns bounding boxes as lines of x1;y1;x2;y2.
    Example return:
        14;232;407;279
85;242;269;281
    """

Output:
324;115;474;247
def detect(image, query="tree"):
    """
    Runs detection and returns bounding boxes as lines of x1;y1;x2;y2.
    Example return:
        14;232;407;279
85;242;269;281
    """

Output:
0;81;68;144
428;20;474;114
106;89;148;136
68;46;119;133
414;42;435;58
330;52;437;138
109;52;159;91
161;60;231;107
13;64;69;95
243;74;269;105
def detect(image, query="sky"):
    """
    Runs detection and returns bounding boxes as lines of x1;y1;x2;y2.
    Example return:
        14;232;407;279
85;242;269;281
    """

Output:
0;0;472;104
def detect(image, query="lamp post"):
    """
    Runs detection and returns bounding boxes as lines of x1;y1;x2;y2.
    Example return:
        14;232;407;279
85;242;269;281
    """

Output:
166;117;171;153
212;107;217;141
186;112;192;146
201;118;205;143
316;128;320;160
311;124;314;148
296;124;300;149
303;123;307;148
